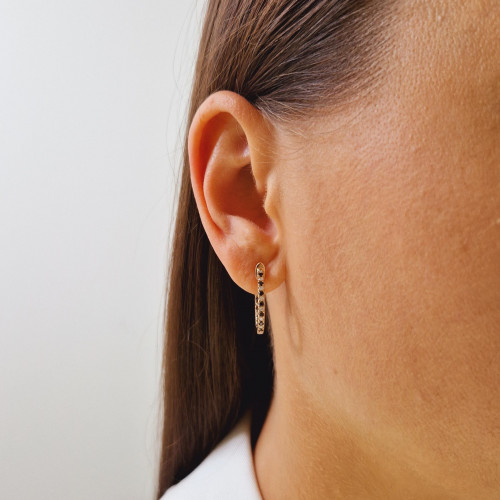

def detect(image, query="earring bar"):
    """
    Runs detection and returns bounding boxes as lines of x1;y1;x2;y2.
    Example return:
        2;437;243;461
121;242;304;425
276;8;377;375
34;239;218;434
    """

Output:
254;262;265;334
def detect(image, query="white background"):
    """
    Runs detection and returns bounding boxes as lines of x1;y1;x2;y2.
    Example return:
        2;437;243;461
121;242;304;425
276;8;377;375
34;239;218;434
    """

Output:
0;1;205;498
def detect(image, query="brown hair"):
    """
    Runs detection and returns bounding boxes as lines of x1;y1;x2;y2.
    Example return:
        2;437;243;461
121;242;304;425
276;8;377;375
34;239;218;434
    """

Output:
156;0;396;497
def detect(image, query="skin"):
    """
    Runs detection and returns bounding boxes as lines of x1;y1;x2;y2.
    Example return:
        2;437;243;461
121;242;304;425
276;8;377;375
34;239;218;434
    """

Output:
188;1;500;498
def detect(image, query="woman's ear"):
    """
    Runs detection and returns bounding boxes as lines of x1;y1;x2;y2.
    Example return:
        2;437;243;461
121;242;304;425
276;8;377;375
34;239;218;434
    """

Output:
188;90;285;295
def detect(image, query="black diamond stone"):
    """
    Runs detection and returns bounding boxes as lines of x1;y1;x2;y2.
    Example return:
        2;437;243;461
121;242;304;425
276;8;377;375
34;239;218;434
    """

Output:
259;311;264;317
258;281;263;287
259;320;264;325
258;271;263;277
258;290;263;296
259;301;264;306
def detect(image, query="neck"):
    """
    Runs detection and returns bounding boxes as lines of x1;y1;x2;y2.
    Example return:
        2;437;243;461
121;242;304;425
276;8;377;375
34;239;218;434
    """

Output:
251;281;498;500
253;359;473;500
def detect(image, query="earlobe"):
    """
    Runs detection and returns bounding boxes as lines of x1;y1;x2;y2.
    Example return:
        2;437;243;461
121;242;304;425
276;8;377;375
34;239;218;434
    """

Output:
187;90;283;295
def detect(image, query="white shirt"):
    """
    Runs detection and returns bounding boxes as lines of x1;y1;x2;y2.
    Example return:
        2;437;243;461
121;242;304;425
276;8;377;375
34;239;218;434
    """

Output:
160;409;263;499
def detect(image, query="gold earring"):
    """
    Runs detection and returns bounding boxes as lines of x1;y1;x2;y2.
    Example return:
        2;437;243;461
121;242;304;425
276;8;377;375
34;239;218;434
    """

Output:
255;262;265;334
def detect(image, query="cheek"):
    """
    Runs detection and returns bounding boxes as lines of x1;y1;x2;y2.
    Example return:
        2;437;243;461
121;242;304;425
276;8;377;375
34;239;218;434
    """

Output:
278;85;500;450
275;0;500;471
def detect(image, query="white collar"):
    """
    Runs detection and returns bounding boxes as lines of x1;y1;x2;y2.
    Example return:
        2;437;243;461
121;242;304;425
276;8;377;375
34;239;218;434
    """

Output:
161;409;262;499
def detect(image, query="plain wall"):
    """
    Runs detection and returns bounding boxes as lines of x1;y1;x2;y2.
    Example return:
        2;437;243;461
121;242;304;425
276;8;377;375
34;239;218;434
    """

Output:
0;1;205;498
